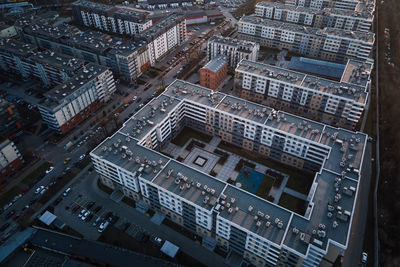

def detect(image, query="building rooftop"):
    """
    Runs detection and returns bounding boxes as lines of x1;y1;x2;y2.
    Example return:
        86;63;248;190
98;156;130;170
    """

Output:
340;59;373;87
0;38;37;57
24;22;79;41
139;14;184;41
69;31;122;55
30;50;85;74
71;0;116;13
202;56;227;73
219;185;292;245
120;95;181;140
239;15;375;43
288;56;346;80
41;63;109;110
208;35;258;53
92;79;368;259
163;80;225;108
256;1;374;21
237;60;368;104
152;160;226;211
91;132;169;182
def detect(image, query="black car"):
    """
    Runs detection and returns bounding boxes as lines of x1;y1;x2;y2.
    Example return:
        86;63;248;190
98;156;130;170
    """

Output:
86;201;95;209
85;214;94;222
54;197;63;206
103;211;113;219
0;223;10;232
110;215;119;225
122;223;130;232
93;206;102;213
5;210;15;220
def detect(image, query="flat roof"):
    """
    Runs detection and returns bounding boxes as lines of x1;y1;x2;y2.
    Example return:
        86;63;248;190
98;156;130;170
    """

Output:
30;50;85;74
0;38;37;57
120;95;181;140
288;56;346;79
237;60;368;104
208;35;258;52
152;160;226;211
219;185;292;245
91;132;169;182
139;14;184;41
239;15;375;43
202;56;227;73
340;59;373;87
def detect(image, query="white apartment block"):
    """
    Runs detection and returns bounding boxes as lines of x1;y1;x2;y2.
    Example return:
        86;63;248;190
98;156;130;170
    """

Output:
207;36;260;68
38;63;116;134
0;139;23;178
91;79;368;266
72;0;152;36
235;59;373;129
256;1;374;32
237;15;374;64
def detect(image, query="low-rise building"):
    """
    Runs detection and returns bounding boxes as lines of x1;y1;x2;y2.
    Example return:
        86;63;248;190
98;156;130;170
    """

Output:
91;79;368;267
237;15;374;64
200;56;228;90
0;139;23;180
207;36;259;68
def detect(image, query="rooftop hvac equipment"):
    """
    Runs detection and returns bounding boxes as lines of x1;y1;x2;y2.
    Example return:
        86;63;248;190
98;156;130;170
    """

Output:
266;221;271;227
248;205;254;212
333;221;339;229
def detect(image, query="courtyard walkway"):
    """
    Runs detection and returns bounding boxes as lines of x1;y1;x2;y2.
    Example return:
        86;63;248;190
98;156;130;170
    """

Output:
216;154;240;182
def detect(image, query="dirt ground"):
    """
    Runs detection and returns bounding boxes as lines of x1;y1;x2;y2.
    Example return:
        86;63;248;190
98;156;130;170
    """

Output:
376;0;400;266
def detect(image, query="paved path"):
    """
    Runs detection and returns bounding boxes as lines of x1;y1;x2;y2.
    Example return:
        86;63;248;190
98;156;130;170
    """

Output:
216;154;240;182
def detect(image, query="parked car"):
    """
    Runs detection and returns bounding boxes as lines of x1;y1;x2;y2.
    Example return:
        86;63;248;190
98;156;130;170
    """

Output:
5;210;15;220
98;221;110;233
85;214;94;222
81;211;90;221
92;217;101;227
45;166;54;174
78;209;86;218
93;206;102;213
35;186;44;194
54;197;63;205
153;236;163;245
72;204;80;213
63;188;71;197
63;158;71;165
122;223;130;232
86;201;95;209
361;252;368;264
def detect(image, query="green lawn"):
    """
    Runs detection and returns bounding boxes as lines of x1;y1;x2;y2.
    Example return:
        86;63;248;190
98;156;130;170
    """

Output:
278;192;307;215
171;127;212;147
255;175;275;199
21;162;53;186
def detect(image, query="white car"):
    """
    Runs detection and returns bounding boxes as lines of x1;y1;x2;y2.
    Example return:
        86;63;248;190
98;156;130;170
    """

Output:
78;209;86;218
79;154;86;161
361;252;368;264
132;96;137;101
45;166;54;174
81;211;90;221
35;186;44;194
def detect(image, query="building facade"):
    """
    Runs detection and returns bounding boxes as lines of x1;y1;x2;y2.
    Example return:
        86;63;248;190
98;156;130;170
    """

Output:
0;139;23;180
0;97;22;140
237;15;374;64
255;1;373;32
38;63;116;134
200;56;228;90
207;36;259;68
91;79;368;267
234;59;372;129
71;0;152;36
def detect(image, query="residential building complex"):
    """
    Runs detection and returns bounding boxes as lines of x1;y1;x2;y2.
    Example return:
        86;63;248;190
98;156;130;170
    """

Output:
237;15;374;64
255;1;373;32
16;13;186;82
91;79;368;267
286;0;373;11
207;36;259;68
200;56;228;90
234;59;372;129
0;39;85;87
0;139;23;180
37;63;116;134
71;0;152;36
0;97;22;140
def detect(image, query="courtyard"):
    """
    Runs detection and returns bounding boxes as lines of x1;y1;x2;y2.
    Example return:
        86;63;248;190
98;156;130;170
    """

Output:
162;128;313;215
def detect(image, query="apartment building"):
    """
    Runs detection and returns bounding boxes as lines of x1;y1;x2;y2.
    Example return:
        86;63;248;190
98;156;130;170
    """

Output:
71;0;152;36
255;1;373;32
288;0;376;11
237;15;374;64
0;39;86;87
0;139;23;180
234;59;372;129
91;79;368;266
139;14;186;65
38;63;116;134
0;97;22;140
207;36;259;68
200;56;228;90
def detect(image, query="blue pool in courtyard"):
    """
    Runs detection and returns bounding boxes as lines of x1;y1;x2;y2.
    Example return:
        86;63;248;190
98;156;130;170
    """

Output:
236;167;264;194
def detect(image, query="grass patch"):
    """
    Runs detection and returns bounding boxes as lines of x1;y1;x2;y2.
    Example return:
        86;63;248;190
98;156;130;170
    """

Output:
21;162;52;187
278;192;307;215
172;127;212;147
255;175;274;199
